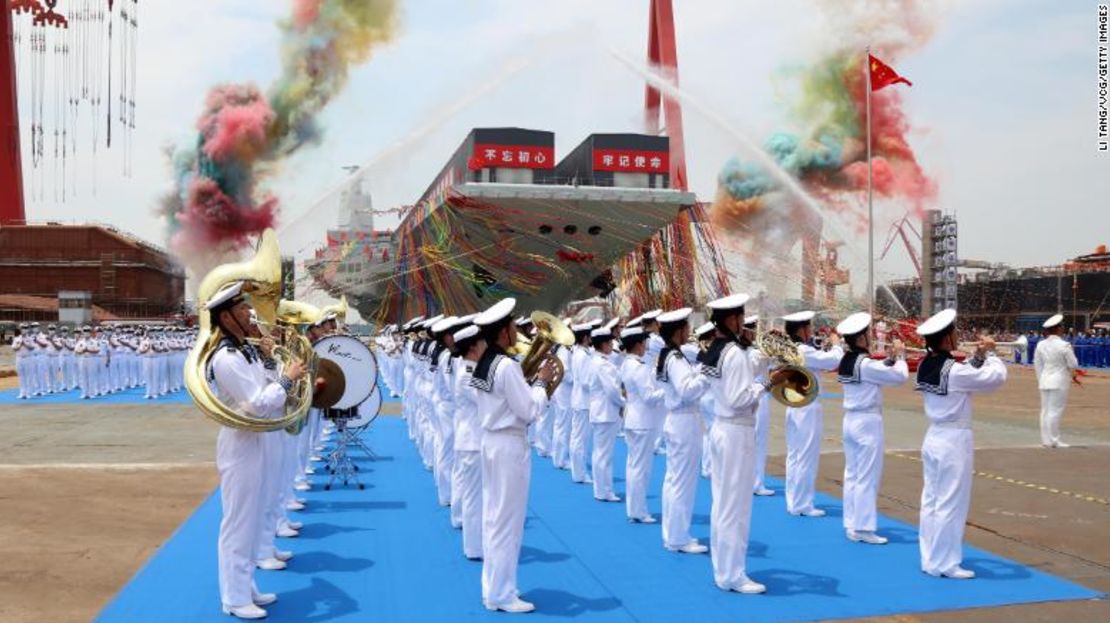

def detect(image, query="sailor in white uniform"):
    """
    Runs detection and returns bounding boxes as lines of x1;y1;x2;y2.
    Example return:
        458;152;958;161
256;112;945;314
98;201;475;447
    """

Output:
618;326;665;522
13;324;33;399
656;307;712;554
430;316;462;508
781;310;843;517
206;281;306;619
1034;314;1078;448
451;324;486;560
470;298;552;613
914;308;1007;579
700;293;783;594
550;322;574;471
745;315;775;496
835;312;908;545
691;322;717;479
640;310;666;455
568;322;596;484
587;327;625;502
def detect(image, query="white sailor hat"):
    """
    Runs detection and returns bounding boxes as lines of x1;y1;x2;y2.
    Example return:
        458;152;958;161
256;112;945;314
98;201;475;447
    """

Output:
590;328;612;340
916;308;957;337
515;316;534;328
626;314;644;328
641;309;662;321
782;310;816;323
431;316;459;335
743;314;759;327
311;312;338;327
422;314;445;329
1043;314;1064;329
657;307;692;324
205;281;245;310
405;315;425;328
620;326;645;339
474;298;517;327
453;324;480;343
587;318;603;329
694;321;715;339
604;317;621;331
836;312;872;336
457;313;478;325
571;322;592;333
707;293;750;311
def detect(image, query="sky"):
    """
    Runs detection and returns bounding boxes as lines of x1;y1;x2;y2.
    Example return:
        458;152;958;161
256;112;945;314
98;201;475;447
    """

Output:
11;0;1107;305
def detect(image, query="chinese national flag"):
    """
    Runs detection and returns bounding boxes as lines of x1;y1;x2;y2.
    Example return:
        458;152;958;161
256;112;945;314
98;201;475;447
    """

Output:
869;53;912;91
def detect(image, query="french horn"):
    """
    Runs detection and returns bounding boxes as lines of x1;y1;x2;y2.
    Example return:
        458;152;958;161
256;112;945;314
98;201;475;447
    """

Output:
756;328;820;408
184;229;318;433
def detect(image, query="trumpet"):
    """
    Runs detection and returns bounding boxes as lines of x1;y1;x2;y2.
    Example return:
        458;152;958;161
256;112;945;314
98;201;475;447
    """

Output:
904;335;1027;356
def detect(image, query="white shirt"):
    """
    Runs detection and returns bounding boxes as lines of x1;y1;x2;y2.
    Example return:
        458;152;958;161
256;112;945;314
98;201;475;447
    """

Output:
475;354;548;434
588;351;625;423
620;354;664;430
1034;335;1078;390
552;345;572;408
706;342;766;425
646;333;664;367
209;347;287;422
922;355;1007;427
433;348;455;413
799;343;844;392
839;355;909;413
453;360;482;451
660;348;710;413
570;345;592;411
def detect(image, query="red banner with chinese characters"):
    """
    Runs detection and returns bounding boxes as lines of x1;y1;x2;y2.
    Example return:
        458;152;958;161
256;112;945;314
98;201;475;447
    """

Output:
592;149;669;173
469;144;555;170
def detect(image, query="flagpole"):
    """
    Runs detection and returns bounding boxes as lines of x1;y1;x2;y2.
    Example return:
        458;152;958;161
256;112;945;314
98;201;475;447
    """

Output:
865;47;874;318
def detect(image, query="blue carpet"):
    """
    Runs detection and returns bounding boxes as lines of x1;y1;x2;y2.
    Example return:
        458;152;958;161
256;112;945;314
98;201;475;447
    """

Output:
96;415;1101;623
0;386;190;405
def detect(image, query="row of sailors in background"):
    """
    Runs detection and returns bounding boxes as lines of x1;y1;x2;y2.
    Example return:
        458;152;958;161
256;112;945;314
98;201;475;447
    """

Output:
376;298;1006;613
11;322;194;400
1017;328;1110;368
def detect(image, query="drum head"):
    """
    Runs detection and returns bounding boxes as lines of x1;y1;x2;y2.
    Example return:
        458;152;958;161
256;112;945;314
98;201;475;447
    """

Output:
313;335;378;410
348;386;382;428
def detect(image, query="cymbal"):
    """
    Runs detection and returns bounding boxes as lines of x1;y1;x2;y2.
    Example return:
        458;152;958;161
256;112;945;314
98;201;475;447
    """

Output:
311;358;346;409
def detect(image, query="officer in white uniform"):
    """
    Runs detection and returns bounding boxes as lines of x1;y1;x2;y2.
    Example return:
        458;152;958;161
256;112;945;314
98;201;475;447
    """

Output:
781;311;843;517
470;298;552;613
915;308;1007;579
206;281;306;619
745;315;775;496
640;310;666;455
835;312;908;545
568;322;595;484
451;324;485;560
692;322;716;479
550;327;573;471
656;307;712;554
36;325;56;394
1034;314;1078;448
13;324;33;399
587;327;625;502
700;293;781;594
618;327;665;522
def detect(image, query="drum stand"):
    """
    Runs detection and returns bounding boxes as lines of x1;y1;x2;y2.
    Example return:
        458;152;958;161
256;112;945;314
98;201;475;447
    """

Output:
324;409;365;490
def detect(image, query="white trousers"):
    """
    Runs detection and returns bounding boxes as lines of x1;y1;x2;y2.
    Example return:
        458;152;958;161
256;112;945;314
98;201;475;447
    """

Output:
624;428;656;520
455;449;483;558
551;404;571;469
842;412;884;532
217;428;264;608
569;408;591;482
784;402;823;514
1039;388;1067;446
533;404;553;456
709;420;757;589
591;421;620;499
481;431;531;608
16;357;32;397
753;393;770;491
919;425;973;575
142;357;156;397
254;432;283;562
434;404;455;506
661;411;703;549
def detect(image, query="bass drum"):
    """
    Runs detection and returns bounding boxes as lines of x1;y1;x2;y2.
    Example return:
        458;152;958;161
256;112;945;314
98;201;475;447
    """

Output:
312;335;379;411
348;386;382;429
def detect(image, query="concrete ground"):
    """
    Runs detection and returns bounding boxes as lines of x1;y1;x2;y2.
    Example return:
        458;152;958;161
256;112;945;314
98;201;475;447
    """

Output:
0;350;1106;622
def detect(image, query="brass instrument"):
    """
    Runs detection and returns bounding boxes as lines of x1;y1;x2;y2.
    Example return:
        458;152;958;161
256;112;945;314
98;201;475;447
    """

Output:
184;229;324;434
906;336;1027;357
756;329;820;408
320;296;349;331
508;311;574;398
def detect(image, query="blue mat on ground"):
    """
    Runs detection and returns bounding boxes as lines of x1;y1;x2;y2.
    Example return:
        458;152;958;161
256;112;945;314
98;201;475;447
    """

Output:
96;416;1101;623
0;386;190;405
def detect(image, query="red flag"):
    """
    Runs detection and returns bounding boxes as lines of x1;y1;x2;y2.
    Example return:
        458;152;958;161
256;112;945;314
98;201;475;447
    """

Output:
869;53;912;91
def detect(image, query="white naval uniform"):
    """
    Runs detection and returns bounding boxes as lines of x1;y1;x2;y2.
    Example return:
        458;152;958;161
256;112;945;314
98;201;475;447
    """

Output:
750;349;772;492
1033;335;1077;447
433;347;457;507
702;339;768;590
569;345;593;483
659;347;711;550
550;345;572;470
837;353;908;533
14;336;32;398
646;334;666;452
473;350;548;609
917;354;1007;576
620;353;665;520
209;344;287;609
63;337;78;390
36;335;55;393
784;342;843;515
140;337;157;398
588;351;625;500
453;360;484;559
